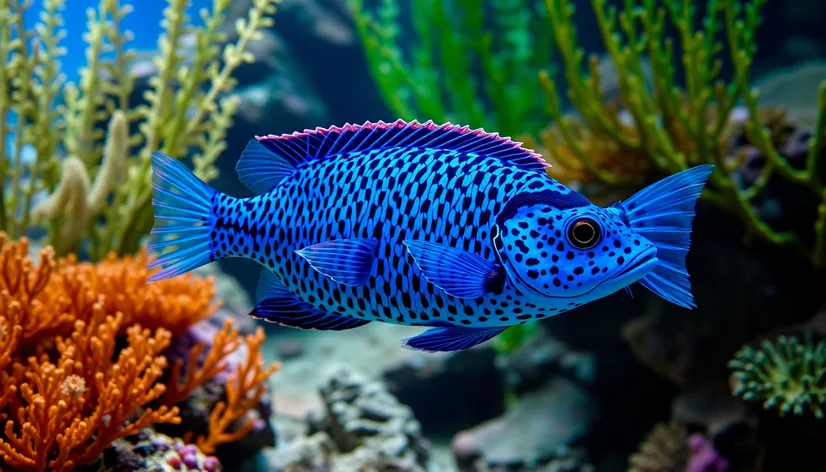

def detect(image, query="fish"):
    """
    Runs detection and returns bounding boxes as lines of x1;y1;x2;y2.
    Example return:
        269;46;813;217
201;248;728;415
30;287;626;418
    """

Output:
147;119;713;352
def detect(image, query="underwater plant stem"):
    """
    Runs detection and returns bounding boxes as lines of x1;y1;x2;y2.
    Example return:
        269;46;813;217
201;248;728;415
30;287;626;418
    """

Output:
20;0;66;235
812;192;826;269
183;5;258;141
806;83;826;187
539;71;627;186
118;0;189;253
164;0;228;157
0;9;8;231
76;4;107;167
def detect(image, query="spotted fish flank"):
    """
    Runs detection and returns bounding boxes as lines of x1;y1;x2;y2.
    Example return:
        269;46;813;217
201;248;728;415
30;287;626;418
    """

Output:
147;119;713;352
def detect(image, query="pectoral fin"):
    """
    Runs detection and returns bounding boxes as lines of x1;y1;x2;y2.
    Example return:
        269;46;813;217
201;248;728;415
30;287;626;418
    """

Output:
295;238;378;286
403;239;505;299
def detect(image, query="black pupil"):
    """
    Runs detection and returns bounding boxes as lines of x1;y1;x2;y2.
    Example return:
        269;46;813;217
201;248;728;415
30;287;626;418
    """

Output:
573;222;595;243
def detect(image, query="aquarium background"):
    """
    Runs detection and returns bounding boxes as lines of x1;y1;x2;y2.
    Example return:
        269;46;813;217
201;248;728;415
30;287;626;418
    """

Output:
2;0;826;471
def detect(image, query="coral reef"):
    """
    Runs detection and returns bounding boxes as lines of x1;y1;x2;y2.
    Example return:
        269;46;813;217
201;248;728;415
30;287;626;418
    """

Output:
100;430;221;472
0;0;278;259
0;235;278;471
628;422;729;472
728;331;826;418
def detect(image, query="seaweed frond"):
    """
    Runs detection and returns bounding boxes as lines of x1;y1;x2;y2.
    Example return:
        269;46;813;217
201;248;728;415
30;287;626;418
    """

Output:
349;0;555;137
0;0;280;259
353;0;826;266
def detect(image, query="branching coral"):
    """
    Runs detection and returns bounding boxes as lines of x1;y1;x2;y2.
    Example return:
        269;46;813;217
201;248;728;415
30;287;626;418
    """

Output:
728;331;826;418
0;305;180;472
191;327;279;454
0;235;279;470
0;0;279;260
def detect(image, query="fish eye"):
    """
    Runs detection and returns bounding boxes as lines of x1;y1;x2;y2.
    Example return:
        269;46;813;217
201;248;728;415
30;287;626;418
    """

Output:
567;217;601;249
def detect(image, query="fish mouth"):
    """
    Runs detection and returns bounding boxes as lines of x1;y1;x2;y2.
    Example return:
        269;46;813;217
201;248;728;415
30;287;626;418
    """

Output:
501;245;658;299
599;247;659;289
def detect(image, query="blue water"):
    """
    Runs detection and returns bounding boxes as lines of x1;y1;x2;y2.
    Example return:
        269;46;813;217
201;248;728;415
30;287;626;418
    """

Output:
25;0;211;82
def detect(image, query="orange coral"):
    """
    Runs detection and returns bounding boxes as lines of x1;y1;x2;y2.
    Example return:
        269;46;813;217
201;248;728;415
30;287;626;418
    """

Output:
193;327;280;455
0;304;179;472
0;235;279;471
162;320;245;407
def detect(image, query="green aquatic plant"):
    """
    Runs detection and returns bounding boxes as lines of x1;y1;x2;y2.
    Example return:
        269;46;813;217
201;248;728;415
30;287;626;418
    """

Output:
0;0;279;258
349;0;556;138
352;0;826;267
492;321;539;355
728;332;826;418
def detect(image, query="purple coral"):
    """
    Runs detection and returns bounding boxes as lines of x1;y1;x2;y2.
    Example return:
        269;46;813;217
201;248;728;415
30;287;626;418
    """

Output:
687;433;728;472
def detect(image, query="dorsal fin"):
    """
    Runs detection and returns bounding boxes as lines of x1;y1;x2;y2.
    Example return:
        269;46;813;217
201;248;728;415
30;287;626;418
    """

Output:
255;119;551;173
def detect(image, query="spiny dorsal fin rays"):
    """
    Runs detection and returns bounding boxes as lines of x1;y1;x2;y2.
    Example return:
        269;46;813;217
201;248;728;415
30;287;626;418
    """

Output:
255;119;551;173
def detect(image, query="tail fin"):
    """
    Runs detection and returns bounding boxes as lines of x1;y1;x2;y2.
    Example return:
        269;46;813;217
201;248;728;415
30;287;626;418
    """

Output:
147;152;218;282
616;165;714;309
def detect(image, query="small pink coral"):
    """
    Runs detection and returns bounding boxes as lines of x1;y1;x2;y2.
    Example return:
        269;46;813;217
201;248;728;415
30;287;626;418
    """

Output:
687;433;728;472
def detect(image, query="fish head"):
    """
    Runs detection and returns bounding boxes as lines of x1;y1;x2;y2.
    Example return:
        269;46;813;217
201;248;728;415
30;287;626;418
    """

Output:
493;196;658;302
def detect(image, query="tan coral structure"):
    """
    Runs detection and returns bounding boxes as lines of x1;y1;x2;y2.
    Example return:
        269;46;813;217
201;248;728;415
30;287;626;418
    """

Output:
628;422;689;472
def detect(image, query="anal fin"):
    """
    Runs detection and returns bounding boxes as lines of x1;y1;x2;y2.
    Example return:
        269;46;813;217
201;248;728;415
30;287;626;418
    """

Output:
252;270;369;331
402;325;507;352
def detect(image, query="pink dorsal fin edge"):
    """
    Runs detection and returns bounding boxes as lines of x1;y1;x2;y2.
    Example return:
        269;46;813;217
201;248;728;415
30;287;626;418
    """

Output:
253;119;551;173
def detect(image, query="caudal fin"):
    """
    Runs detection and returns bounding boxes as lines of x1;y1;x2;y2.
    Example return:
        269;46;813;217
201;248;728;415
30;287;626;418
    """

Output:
617;165;714;309
147;152;218;282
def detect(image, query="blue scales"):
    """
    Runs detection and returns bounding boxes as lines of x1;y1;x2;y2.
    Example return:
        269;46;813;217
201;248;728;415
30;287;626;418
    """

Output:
146;119;713;352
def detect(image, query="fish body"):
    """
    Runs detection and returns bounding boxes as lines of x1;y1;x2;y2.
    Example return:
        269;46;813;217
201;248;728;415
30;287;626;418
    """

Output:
148;120;712;352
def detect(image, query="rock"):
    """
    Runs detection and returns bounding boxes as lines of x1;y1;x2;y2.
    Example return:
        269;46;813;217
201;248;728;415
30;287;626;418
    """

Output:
381;344;505;435
671;389;756;438
258;432;337;472
451;377;596;471
261;366;434;472
621;208;790;389
276;337;305;360
278;0;355;47
317;366;431;467
193;263;257;335
95;429;220;472
755;61;826;125
497;331;596;396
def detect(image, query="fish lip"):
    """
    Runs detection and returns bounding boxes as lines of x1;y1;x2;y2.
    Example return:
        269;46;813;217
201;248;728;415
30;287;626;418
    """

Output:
501;245;658;299
601;247;659;287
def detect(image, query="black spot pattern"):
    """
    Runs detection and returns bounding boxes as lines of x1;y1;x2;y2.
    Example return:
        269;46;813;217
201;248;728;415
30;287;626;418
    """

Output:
497;202;657;311
214;145;571;328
